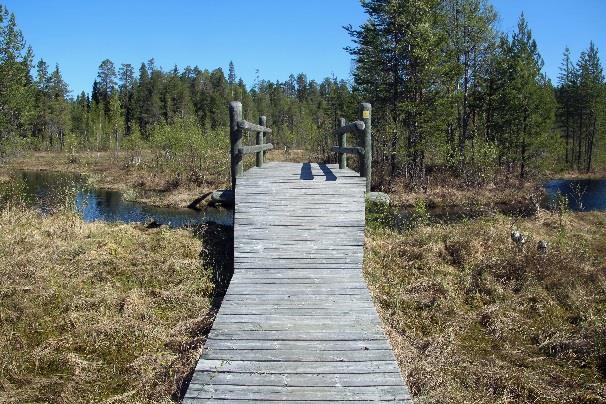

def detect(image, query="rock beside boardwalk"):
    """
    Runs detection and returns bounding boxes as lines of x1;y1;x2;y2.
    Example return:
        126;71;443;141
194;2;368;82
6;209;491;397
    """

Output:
367;191;390;205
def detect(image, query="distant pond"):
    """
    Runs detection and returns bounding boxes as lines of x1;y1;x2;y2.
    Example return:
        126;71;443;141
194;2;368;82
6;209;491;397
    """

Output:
544;178;606;211
7;170;233;228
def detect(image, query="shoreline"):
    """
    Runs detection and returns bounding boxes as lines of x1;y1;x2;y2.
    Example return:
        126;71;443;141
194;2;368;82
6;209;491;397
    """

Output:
3;152;605;214
1;151;228;209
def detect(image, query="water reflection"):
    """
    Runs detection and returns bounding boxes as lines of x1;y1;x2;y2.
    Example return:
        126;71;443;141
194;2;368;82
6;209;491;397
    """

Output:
9;170;233;228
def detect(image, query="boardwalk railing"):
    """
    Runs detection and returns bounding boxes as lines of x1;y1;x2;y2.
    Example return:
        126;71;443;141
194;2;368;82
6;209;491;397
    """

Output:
331;102;372;192
229;101;274;188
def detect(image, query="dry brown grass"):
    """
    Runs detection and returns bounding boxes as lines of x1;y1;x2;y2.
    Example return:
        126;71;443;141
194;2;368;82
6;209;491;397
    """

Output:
365;210;606;403
386;174;544;210
549;170;606;180
2;151;230;209
264;148;310;163
0;207;214;403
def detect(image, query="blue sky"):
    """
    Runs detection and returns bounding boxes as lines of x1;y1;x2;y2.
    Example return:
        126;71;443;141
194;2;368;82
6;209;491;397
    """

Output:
3;0;605;96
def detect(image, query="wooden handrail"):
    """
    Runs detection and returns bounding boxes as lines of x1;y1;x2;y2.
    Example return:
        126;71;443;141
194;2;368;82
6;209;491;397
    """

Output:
229;101;273;189
238;120;273;133
239;143;274;155
331;103;372;192
332;146;364;155
332;121;365;136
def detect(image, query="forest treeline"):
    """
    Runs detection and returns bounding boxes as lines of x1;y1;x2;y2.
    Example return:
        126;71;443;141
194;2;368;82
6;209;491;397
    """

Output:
0;1;604;189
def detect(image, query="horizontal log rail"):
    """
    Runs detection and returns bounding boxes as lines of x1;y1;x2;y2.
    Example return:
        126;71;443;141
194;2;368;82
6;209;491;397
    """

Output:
332;103;372;192
238;120;273;134
230;101;273;188
239;143;274;155
332;121;365;136
331;146;365;155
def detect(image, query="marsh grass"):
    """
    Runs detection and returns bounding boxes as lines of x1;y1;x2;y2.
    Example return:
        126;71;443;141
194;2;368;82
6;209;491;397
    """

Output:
0;206;214;403
365;210;606;403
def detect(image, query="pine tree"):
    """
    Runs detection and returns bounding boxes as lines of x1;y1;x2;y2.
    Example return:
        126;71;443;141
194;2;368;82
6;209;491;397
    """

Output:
440;0;497;171
71;91;90;146
33;59;50;145
134;61;161;137
96;59;117;113
228;61;236;100
0;5;35;144
108;91;123;154
487;15;556;179
346;0;445;186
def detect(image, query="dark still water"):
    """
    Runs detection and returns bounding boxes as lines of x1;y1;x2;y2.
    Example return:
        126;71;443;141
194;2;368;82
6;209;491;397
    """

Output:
544;179;606;211
9;170;233;227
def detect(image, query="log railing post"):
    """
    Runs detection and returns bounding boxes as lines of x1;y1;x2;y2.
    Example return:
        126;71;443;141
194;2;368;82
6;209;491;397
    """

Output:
229;101;243;188
338;117;347;169
360;102;372;192
257;116;266;167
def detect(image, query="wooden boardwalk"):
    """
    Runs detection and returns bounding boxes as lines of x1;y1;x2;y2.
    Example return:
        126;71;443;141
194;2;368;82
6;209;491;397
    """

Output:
185;162;410;402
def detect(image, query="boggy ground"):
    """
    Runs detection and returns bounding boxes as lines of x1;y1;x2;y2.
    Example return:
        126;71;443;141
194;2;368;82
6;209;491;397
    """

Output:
385;173;545;211
385;168;606;212
365;208;606;403
0;206;220;403
1;151;230;209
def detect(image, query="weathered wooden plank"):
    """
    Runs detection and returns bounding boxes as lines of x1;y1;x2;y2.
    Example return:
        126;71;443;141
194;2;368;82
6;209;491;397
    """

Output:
202;348;394;362
210;320;383;332
194;360;401;374
184;385;410;401
203;339;392;351
206;330;387;341
186;371;404;387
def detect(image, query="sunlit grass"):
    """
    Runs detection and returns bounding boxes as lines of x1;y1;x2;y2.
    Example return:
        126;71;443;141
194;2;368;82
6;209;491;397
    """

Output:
365;209;606;403
0;206;214;402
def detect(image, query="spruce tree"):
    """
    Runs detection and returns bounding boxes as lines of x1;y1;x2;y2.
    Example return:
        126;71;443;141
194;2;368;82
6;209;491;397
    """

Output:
576;42;604;172
556;47;577;166
48;64;70;149
118;63;135;135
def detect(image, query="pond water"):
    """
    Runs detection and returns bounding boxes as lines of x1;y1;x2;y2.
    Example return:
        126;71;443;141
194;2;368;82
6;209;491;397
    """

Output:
544;179;606;211
7;170;233;228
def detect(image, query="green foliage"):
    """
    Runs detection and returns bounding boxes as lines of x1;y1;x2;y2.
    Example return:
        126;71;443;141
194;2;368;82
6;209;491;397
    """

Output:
149;117;230;186
0;1;604;186
556;42;605;173
0;5;34;142
346;1;595;186
411;198;430;227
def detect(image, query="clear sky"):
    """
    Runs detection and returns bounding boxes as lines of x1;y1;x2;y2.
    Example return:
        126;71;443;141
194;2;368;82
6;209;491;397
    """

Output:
3;0;605;96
